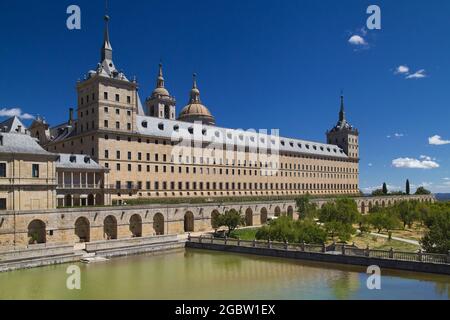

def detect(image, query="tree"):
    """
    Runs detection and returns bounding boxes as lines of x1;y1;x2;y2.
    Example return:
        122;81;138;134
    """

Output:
255;217;327;244
368;209;400;233
216;209;245;236
406;179;410;195
371;189;384;196
319;198;360;242
395;201;418;229
382;183;388;195
295;194;318;220
421;211;450;254
415;186;431;195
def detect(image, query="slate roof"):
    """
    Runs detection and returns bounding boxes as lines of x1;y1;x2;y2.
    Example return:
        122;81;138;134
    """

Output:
0;132;56;156
55;154;107;171
136;115;349;159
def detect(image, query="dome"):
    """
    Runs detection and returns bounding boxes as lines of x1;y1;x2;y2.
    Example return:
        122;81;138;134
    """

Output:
177;74;215;125
152;86;170;97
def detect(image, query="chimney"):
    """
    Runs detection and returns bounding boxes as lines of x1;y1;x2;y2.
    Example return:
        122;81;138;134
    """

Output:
69;108;74;125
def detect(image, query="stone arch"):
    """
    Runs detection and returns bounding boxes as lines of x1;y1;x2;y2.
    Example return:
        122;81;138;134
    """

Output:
184;211;194;232
211;210;220;229
153;213;165;235
361;202;366;214
104;215;118;240
274;206;281;217
287;206;294;219
129;214;142;238
28;220;46;245
382;200;386;208
260;207;268;224
368;201;373;211
245;208;253;226
75;217;90;243
87;194;95;206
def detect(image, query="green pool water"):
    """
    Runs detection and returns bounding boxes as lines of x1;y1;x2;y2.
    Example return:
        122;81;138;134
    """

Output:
0;249;448;300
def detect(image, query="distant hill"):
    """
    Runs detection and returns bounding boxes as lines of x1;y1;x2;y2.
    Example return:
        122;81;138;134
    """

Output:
435;193;450;202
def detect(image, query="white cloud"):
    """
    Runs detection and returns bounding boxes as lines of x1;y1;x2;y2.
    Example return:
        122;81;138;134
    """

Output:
405;69;427;79
362;184;400;193
392;156;439;169
0;107;34;120
348;35;367;46
387;133;405;139
395;65;410;74
368;163;373;167
429;135;450;145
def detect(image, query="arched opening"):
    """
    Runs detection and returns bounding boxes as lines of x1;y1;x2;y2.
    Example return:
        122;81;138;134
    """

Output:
65;194;72;207
287;206;294;219
274;206;281;217
260;208;268;224
211;210;220;229
153;213;165;235
87;194;95;206
361;202;366;214
382;201;386;208
75;217;90;243
104;215;117;240
129;214;142;238
28;220;46;245
184;211;194;232
368;202;373;212
164;105;170;119
245;208;253;226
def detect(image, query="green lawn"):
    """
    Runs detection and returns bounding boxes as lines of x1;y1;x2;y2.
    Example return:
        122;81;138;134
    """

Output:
229;228;260;241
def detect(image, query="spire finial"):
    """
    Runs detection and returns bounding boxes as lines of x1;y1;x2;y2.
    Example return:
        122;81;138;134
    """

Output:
339;91;346;123
156;62;165;88
192;73;198;89
101;0;112;62
190;73;201;103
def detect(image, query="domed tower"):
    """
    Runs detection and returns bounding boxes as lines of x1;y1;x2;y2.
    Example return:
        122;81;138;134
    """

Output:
326;94;359;159
178;74;215;126
145;63;176;119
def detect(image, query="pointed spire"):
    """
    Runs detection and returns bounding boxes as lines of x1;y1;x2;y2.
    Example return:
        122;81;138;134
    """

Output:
156;62;165;88
339;92;346;123
190;73;201;103
101;12;113;61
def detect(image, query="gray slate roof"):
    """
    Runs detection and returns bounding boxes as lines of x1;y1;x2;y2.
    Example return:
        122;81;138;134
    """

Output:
136;116;349;159
56;154;106;171
0;132;56;156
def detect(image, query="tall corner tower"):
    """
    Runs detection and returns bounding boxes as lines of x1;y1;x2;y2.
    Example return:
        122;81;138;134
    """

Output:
326;95;359;159
75;13;139;137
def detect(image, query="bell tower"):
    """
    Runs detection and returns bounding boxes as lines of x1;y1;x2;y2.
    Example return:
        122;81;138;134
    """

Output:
326;95;359;159
145;63;176;120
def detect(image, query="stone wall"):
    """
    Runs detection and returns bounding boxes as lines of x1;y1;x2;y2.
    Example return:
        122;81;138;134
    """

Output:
0;194;435;249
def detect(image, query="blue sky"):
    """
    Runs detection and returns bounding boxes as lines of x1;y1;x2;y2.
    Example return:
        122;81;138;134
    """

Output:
0;0;449;193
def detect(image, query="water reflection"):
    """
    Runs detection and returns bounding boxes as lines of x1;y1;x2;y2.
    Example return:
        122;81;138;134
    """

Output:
0;249;448;300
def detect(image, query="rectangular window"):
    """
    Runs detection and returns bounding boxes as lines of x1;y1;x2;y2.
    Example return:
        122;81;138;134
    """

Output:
104;120;109;128
104;107;109;113
127;96;131;104
116;122;120;129
116;151;121;159
116;109;120;115
0;163;6;177
0;198;6;210
115;94;120;102
104;92;108;100
104;150;109;159
32;164;40;178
